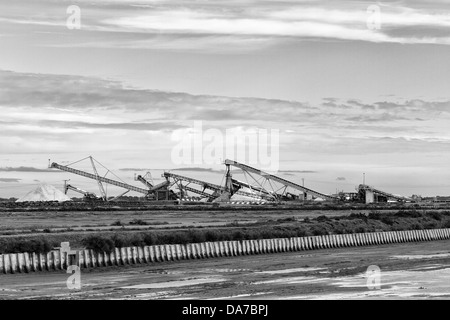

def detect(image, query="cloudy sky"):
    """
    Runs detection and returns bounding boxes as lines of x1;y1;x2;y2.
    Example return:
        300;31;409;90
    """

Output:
1;0;450;198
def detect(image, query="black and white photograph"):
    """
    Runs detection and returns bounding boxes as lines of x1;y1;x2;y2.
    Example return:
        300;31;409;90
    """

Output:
1;0;450;305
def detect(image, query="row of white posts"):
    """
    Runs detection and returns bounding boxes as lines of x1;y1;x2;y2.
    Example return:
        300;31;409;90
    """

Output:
1;228;450;274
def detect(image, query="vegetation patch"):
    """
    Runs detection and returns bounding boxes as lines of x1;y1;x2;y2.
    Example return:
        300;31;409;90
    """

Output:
0;237;57;254
2;209;450;254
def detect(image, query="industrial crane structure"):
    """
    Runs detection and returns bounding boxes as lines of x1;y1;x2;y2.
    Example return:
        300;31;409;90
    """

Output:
135;172;153;189
162;172;271;202
63;180;99;200
49;156;412;205
162;160;337;203
222;159;338;202
358;184;412;204
49;156;171;201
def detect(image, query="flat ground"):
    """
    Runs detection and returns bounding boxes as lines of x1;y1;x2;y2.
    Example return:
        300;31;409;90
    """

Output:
0;207;424;235
0;209;359;230
0;209;371;238
1;239;450;300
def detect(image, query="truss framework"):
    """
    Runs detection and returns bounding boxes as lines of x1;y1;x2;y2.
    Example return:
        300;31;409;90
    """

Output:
224;159;337;201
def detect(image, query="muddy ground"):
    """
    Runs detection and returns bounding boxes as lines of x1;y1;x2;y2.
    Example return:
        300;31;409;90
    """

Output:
1;239;450;300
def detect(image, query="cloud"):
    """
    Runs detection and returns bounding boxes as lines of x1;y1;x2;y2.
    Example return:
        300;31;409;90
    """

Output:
171;167;222;173
119;168;153;172
321;98;450;124
0;69;314;123
375;100;450;114
0;178;21;183
98;4;450;47
384;25;450;38
1;69;449;172
281;172;295;176
0;167;55;172
0;17;64;28
292;136;450;156
50;34;276;53
324;98;450;113
2;1;449;52
2;70;449;135
39;120;186;132
120;167;222;173
278;170;318;173
345;113;410;123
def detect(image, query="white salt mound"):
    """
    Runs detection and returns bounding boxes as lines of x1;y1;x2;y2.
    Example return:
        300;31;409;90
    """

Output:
16;184;71;202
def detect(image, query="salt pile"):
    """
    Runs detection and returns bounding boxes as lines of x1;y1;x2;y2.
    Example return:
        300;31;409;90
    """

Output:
16;184;71;202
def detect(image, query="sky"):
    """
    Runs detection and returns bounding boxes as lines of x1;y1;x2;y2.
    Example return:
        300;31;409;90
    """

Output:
0;0;450;198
